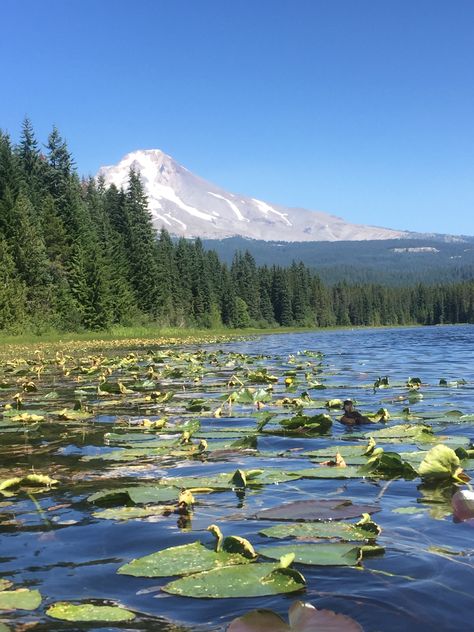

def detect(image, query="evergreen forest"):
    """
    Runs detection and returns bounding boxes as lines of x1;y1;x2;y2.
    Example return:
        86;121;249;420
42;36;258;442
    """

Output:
1;120;474;334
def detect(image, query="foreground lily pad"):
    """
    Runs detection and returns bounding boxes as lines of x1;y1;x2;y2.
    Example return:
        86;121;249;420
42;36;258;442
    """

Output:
118;541;252;577
46;602;135;622
255;499;380;522
227;600;363;631
163;560;306;598
259;543;362;566
0;588;42;611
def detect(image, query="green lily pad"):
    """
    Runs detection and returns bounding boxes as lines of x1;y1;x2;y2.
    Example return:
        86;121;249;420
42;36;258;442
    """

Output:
418;444;468;482
88;485;178;506
46;602;135;622
0;588;42;611
364;424;434;442
162;468;301;490
92;505;173;520
118;541;252;577
259;520;379;541
162;561;305;598
259;543;362;566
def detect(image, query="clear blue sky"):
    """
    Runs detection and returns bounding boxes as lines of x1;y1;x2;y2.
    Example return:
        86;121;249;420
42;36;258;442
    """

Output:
2;0;473;235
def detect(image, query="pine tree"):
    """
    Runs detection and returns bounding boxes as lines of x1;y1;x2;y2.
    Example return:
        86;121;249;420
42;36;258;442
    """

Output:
271;267;293;326
124;169;160;316
0;234;27;331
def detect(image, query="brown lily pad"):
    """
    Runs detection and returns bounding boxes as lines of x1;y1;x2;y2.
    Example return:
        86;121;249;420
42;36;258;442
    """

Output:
255;499;380;522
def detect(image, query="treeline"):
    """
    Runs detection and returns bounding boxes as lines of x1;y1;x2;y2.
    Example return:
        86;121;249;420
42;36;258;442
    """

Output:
203;237;474;286
1;120;474;333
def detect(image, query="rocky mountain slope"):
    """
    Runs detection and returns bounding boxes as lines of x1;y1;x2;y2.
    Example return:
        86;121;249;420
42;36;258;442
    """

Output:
98;149;408;242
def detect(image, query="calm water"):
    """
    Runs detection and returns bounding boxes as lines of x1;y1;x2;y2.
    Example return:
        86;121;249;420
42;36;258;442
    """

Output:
1;325;474;631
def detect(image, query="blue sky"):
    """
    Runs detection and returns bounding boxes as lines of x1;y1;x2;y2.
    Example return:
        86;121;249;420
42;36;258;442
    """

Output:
2;0;473;235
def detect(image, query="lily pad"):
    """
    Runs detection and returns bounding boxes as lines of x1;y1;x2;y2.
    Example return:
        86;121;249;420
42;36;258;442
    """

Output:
259;543;362;566
92;505;173;520
364;424;434;442
293;466;362;479
0;588;42;611
163;468;301;490
118;541;252;577
418;444;469;482
163;560;305;598
259;519;380;541
255;499;381;522
46;602;135;622
88;485;178;506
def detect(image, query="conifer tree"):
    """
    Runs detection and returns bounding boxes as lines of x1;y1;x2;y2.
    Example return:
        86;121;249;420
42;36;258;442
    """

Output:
124;169;160;316
0;234;26;330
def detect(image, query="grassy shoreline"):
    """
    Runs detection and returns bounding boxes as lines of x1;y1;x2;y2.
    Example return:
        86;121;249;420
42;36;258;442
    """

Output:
0;325;317;358
0;322;450;358
0;321;438;345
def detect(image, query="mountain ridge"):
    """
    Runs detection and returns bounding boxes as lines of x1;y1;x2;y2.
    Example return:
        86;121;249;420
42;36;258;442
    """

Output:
97;149;409;242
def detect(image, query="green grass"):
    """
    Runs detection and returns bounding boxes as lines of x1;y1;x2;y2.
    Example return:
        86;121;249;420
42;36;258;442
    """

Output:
0;324;320;360
0;324;314;345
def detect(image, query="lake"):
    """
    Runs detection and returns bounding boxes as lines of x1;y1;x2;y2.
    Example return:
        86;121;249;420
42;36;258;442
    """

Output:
1;324;473;631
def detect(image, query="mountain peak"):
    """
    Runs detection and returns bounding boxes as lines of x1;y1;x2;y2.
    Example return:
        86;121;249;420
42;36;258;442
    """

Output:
97;150;408;242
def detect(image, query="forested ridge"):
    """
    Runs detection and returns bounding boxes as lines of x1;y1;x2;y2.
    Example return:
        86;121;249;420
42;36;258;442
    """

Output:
1;120;474;334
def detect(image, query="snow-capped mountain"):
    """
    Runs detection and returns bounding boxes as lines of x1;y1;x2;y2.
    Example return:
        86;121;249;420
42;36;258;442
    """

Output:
97;149;408;242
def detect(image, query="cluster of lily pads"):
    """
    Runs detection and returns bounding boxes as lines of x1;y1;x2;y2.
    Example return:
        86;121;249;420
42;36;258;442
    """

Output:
0;340;473;629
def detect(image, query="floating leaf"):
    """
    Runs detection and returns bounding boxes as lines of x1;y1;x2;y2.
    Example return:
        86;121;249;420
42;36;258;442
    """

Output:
88;485;177;506
163;561;305;598
364;424;433;442
92;505;172;520
358;448;418;479
255;499;380;522
0;589;41;611
118;541;252;577
260;519;380;542
259;543;362;566
279;413;332;434
46;602;135;622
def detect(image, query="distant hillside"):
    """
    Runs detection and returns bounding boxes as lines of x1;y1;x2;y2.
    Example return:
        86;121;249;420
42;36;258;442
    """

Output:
202;237;474;285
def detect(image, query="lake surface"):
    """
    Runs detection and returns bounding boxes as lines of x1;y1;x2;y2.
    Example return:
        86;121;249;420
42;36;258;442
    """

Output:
1;325;473;631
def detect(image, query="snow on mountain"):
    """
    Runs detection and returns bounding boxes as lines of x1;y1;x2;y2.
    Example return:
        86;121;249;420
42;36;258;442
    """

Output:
97;149;408;242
